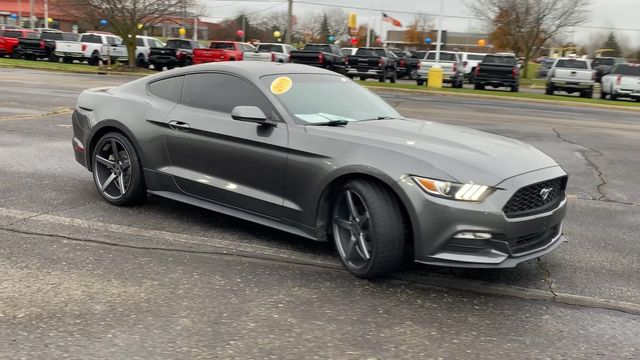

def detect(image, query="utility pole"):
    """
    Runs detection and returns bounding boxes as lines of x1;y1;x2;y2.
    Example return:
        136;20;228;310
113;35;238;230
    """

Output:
44;0;48;29
29;0;34;29
285;0;293;44
17;0;22;26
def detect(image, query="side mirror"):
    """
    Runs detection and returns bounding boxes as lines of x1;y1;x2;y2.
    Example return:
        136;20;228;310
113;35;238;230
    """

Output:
231;106;276;126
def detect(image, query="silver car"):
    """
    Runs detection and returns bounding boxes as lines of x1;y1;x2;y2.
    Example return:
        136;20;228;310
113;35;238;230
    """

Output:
71;62;567;278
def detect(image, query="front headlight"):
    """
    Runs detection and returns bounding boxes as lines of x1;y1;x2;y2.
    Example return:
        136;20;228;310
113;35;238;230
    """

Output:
412;176;493;202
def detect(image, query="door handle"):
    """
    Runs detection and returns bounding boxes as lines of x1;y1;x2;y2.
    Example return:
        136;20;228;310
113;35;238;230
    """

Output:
168;120;191;131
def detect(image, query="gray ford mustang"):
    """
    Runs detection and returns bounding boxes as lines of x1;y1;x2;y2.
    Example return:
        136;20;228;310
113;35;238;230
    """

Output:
72;62;567;278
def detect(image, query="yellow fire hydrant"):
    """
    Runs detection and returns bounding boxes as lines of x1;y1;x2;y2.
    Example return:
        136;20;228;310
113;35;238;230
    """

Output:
427;65;443;89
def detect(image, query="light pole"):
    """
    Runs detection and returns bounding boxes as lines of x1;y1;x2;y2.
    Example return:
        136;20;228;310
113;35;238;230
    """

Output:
285;0;293;44
435;0;444;63
44;0;48;29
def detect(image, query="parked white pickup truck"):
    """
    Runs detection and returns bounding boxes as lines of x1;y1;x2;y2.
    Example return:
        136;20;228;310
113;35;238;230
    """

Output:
134;35;164;67
243;43;295;62
600;63;640;101
416;51;464;87
546;57;595;98
79;32;128;66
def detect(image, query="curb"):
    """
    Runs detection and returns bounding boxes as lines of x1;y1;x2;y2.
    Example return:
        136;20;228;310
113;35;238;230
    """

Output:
365;85;640;113
0;64;149;78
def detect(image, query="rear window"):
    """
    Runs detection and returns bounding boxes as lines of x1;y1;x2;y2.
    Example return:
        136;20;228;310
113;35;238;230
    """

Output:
467;54;486;61
483;55;516;65
81;34;102;44
593;58;614;66
425;52;457;61
613;64;640;76
257;44;283;53
211;42;235;50
355;48;387;57
41;32;63;41
555;59;589;69
304;44;331;52
3;30;38;39
62;33;78;41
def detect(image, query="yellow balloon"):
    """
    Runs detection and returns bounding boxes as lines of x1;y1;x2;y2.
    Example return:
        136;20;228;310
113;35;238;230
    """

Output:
137;23;143;30
178;28;186;36
47;17;53;23
478;39;487;46
273;31;281;38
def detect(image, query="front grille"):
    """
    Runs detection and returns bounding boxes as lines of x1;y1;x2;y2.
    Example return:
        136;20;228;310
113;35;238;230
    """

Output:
503;176;567;218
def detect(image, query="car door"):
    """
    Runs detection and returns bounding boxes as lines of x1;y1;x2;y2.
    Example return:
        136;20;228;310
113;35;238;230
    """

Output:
163;72;289;218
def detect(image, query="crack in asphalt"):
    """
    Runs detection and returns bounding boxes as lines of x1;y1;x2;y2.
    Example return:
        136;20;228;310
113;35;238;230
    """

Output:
0;201;101;228
0;107;73;121
552;128;609;201
536;258;558;298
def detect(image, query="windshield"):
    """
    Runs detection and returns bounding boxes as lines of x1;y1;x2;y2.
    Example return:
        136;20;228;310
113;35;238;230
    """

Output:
261;74;401;124
593;58;614;66
613;64;640;76
258;44;283;53
425;52;457;61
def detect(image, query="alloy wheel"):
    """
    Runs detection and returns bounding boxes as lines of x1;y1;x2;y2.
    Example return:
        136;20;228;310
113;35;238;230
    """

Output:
332;190;373;270
93;138;132;200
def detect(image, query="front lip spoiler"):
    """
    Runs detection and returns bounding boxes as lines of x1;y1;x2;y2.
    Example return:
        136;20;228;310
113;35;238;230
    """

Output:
414;231;567;269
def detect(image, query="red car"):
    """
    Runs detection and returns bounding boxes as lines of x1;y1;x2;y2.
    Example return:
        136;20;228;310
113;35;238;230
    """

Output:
0;29;38;57
192;41;255;64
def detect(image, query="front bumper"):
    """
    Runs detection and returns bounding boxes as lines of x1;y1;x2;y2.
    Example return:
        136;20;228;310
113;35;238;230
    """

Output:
399;166;568;268
346;67;384;78
550;80;594;89
416;69;456;82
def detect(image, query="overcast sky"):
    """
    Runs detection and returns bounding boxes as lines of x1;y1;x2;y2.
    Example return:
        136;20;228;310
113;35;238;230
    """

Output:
202;0;640;47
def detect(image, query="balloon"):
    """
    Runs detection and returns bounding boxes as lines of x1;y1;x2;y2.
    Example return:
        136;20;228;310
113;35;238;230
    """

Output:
328;35;335;42
478;39;487;46
9;13;17;20
47;18;53;23
350;37;358;45
137;23;144;30
273;31;281;38
424;37;432;44
100;19;107;26
236;30;244;38
178;28;186;36
375;37;382;45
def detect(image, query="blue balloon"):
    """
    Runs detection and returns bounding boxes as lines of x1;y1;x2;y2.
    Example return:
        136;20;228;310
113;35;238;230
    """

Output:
10;13;17;19
424;37;432;44
100;19;108;26
328;35;335;42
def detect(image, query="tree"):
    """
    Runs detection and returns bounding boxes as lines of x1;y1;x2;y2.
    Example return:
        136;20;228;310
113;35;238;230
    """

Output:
320;14;330;41
51;0;202;67
469;0;590;77
404;15;433;48
601;32;623;57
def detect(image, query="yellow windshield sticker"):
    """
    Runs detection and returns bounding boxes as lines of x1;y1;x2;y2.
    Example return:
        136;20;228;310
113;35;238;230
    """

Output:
270;76;293;95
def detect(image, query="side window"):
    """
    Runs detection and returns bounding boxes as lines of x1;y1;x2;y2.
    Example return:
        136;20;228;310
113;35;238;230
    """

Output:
182;73;273;118
180;41;192;49
106;36;116;45
148;76;184;103
136;38;145;47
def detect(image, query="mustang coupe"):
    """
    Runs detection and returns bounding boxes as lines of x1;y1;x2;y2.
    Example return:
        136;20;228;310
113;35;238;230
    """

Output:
72;62;568;278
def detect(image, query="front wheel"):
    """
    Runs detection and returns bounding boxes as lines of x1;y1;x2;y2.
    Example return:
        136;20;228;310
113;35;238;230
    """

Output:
92;132;146;206
331;180;406;278
416;79;424;86
600;89;607;99
510;85;519;92
545;84;554;95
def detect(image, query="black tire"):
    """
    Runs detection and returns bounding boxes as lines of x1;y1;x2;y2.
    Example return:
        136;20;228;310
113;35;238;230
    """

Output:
468;69;476;83
390;74;397;84
136;54;146;68
331;179;406;278
610;92;618;101
416;79;424;86
88;52;100;66
184;57;193;66
600;89;607;99
151;63;163;71
91;132;146;206
510;85;519;92
63;57;73;64
49;54;59;63
408;67;418;80
474;83;485;90
545;84;554;95
379;71;386;83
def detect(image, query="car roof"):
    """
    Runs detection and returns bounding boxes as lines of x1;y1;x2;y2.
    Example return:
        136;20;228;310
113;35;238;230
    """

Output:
155;62;334;80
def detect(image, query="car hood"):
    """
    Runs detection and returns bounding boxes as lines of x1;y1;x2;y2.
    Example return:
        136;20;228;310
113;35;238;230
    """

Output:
311;119;559;186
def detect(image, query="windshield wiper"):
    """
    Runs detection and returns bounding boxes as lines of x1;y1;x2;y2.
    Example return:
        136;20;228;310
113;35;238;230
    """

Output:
360;116;396;121
307;120;349;127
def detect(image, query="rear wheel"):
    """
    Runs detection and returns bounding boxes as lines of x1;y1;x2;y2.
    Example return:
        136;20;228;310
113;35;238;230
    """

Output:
390;73;397;84
600;89;607;99
610;91;618;101
379;71;386;83
408;67;418;80
416;79;424;86
331;180;406;279
88;52;100;66
184;57;193;66
474;83;485;90
92;132;146;206
510;85;519;92
545;84;554;95
49;54;59;63
136;54;146;68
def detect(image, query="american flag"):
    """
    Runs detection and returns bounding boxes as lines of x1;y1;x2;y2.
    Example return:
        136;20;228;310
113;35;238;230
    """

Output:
382;13;402;27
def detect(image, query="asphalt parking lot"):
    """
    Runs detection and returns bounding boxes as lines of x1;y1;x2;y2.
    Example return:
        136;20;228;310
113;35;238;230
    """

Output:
1;68;639;358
